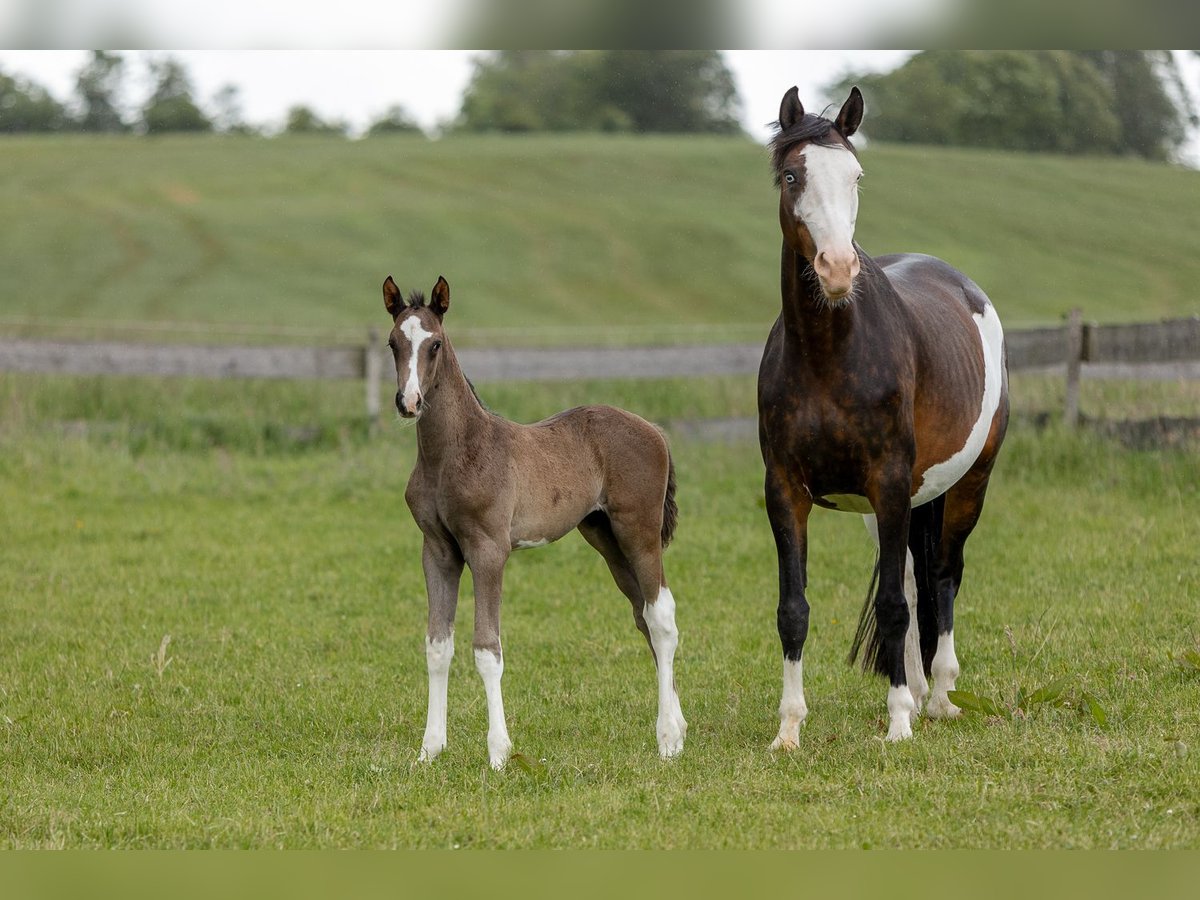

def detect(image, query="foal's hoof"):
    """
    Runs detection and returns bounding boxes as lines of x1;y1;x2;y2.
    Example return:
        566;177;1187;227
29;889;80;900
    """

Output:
418;740;445;763
769;734;800;752
885;721;914;742
658;721;685;759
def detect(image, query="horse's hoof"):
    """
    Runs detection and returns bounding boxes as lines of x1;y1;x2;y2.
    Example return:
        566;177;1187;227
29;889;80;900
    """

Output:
926;694;962;719
769;732;800;751
885;722;914;742
418;741;445;763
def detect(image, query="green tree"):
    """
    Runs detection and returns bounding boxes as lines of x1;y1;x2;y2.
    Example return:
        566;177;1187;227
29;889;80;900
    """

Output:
74;50;129;133
0;68;70;132
836;51;1191;160
211;84;257;135
457;51;741;134
283;105;347;136
365;104;424;137
142;57;211;134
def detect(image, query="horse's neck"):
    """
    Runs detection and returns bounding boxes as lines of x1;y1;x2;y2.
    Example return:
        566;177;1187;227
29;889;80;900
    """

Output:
414;343;488;465
778;244;855;353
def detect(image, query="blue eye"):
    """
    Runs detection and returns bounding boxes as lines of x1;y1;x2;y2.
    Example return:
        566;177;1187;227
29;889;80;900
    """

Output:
784;172;796;185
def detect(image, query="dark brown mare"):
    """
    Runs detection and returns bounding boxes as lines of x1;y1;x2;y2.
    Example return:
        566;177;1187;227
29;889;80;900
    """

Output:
758;87;1009;744
383;275;686;768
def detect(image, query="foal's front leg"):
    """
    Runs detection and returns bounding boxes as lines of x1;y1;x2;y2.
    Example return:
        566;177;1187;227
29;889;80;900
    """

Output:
467;538;513;770
419;535;463;762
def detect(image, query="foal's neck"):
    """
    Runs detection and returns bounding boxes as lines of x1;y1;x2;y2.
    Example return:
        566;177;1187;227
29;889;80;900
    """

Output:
413;340;489;465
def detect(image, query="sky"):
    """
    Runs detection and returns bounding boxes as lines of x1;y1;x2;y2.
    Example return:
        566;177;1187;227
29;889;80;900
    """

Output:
0;50;914;139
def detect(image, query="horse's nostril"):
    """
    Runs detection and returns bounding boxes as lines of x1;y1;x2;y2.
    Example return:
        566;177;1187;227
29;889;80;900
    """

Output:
395;392;405;414
413;396;423;411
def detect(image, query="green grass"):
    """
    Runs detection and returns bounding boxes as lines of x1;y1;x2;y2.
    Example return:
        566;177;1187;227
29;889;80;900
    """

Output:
2;134;1198;343
1;374;1197;848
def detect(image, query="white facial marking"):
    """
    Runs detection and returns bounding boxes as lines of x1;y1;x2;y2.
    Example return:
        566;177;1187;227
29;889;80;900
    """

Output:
911;302;1005;506
771;658;807;750
927;631;962;719
399;315;433;412
420;635;454;762
644;586;685;758
886;684;916;741
474;648;512;770
797;143;863;260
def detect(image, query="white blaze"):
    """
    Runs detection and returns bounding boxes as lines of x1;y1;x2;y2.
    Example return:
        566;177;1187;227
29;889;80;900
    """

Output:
399;315;433;411
796;143;862;261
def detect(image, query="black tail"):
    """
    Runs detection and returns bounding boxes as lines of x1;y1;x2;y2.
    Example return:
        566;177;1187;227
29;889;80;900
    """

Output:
847;496;945;676
661;449;678;548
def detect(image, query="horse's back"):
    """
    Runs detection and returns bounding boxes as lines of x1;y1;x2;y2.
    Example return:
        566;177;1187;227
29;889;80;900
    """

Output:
875;252;993;321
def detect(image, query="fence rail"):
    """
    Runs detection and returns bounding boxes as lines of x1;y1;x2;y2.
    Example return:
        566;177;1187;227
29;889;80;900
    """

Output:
1;315;1197;424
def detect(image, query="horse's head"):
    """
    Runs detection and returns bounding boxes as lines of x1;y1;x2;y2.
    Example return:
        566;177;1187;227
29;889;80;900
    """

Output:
383;274;450;419
772;86;865;304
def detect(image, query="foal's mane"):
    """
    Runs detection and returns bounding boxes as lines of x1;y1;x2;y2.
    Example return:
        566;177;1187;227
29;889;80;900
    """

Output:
405;289;427;308
769;113;857;187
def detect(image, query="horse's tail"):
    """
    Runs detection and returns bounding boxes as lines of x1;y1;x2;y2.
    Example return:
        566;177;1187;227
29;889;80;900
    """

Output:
848;496;944;676
660;445;678;549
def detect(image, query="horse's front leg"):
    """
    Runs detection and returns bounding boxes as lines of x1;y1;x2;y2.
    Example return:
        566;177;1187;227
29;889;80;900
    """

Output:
466;537;513;770
870;473;917;741
419;534;463;762
764;464;813;750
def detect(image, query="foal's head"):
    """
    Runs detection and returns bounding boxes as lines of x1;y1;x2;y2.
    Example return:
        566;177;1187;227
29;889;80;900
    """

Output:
771;86;865;304
383;275;450;419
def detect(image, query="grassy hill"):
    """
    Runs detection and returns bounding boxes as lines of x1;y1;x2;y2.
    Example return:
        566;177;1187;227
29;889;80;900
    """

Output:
2;133;1198;343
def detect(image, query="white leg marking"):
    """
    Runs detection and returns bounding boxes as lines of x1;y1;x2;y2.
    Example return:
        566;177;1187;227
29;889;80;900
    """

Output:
474;648;512;770
771;658;807;750
886;684;916;741
644;586;685;758
926;631;962;719
419;635;453;762
903;548;928;717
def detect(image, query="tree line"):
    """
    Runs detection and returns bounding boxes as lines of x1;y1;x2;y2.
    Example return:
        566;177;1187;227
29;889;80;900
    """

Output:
1;51;1195;162
834;50;1198;161
0;52;423;137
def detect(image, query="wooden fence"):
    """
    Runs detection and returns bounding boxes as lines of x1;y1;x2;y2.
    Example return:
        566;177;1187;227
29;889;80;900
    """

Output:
1;315;1196;425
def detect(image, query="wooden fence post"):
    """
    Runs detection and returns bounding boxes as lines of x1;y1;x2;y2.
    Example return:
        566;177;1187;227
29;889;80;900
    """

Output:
1063;308;1084;428
364;327;381;426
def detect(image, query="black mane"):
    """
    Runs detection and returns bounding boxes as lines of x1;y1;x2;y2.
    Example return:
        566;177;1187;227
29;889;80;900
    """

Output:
406;289;426;308
769;113;855;187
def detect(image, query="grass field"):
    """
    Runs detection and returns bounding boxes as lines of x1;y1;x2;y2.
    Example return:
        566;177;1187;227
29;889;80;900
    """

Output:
1;373;1197;848
3;133;1199;343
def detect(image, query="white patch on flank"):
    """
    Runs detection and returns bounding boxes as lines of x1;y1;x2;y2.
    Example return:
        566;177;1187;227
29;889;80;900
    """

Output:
770;658;807;751
514;539;549;550
796;143;863;260
926;631;962;719
399;315;433;411
474;648;512;770
643;585;686;758
419;634;454;762
911;302;1004;506
886;684;916;741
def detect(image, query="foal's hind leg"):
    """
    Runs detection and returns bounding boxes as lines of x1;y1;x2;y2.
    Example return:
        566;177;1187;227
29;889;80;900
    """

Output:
578;513;653;651
605;513;686;759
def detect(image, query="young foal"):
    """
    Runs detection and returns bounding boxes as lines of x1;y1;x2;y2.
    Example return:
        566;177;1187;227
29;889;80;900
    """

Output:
758;87;1009;744
384;275;686;768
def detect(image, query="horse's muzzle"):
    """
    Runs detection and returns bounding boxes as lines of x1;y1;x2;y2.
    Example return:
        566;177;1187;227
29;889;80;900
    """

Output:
396;391;423;418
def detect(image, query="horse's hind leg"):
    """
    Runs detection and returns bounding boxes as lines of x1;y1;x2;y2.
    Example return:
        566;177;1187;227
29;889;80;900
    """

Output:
606;512;686;759
925;472;993;719
578;513;653;651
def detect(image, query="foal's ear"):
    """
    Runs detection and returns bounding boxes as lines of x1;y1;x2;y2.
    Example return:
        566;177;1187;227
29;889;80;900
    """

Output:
835;86;864;138
383;275;404;318
778;86;804;131
430;275;450;318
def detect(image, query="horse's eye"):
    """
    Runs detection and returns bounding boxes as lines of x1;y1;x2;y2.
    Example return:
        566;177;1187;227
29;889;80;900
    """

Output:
387;338;397;352
431;340;442;355
784;172;796;185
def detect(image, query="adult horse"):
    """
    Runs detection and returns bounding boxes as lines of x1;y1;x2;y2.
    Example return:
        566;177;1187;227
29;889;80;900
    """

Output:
758;86;1009;744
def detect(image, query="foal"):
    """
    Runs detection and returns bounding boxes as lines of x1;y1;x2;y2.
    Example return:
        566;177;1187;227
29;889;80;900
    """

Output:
384;275;686;768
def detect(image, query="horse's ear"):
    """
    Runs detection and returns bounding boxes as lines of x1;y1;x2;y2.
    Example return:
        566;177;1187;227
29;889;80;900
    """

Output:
430;275;450;318
835;86;864;137
778;86;804;131
383;275;404;318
